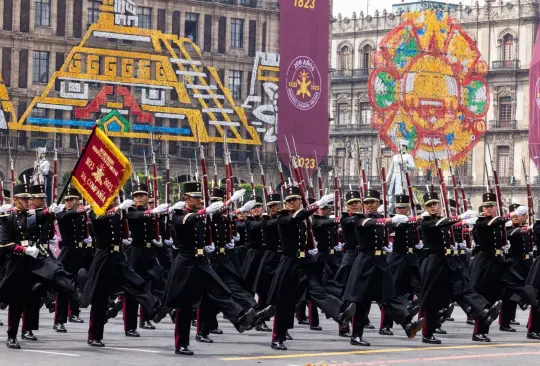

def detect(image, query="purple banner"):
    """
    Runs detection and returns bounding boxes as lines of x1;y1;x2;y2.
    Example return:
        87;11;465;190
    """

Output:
277;0;330;168
530;26;540;169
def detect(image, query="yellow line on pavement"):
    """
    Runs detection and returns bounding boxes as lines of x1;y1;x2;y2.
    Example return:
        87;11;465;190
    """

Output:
220;342;540;361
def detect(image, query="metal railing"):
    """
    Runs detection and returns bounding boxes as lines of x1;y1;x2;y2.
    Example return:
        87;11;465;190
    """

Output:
488;120;518;129
491;60;520;69
331;68;371;79
329;123;374;133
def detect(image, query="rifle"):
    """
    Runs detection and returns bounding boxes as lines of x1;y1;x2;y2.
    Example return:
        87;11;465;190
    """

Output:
314;150;324;200
247;157;256;198
256;147;268;206
286;136;316;251
196;127;212;252
8;138;15;197
222;134;233;242
52;130;58;203
445;147;464;243
275;143;286;202
431;142;457;247
75;135;90;238
399;147;420;244
522;159;535;253
143;150;150;186
486;140;504;216
305;165;316;200
213;154;218;188
165;154;172;240
150;136;160;240
377;139;389;247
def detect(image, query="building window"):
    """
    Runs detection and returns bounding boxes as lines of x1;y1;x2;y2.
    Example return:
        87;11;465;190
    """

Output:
382;148;392;171
34;0;50;27
335;148;345;173
32;51;49;84
362;44;373;69
358;102;372;124
497;146;510;178
228;70;243;100
137;7;152;29
498;96;513;127
185;13;199;43
336;103;349;125
339;45;352;70
231;18;244;48
31;107;47;117
502;34;514;62
87;1;100;26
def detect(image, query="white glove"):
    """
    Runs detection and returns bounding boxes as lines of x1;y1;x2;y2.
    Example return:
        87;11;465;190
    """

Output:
316;194;334;208
313;240;318;248
415;241;424;250
119;199;134;210
204;243;216;253
233;233;241;242
49;203;63;214
329;215;335;219
377;206;384;215
164;238;174;246
172;201;186;212
152;236;163;247
502;242;511;251
206;201;224;215
383;245;393;253
230;189;246;203
152;203;169;214
529;251;535;257
421;211;430;217
460;210;476;220
334;242;343;252
449;244;458;251
458;242;467;250
515;206;529;216
48;235;57;246
308;248;319;256
505;220;513;227
122;238;133;246
25;246;39;258
391;214;408;224
225;241;235;250
0;203;12;213
83;236;93;245
465;217;478;226
239;200;257;213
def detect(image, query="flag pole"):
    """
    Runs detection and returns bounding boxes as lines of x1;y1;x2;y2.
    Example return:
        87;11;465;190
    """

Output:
56;124;99;204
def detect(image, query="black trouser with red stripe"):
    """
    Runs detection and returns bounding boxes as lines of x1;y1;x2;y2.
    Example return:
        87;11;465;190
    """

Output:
88;305;107;341
351;296;410;338
55;293;80;324
499;300;518;327
174;303;194;349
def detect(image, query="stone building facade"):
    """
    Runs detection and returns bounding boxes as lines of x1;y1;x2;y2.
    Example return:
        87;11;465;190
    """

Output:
329;0;540;209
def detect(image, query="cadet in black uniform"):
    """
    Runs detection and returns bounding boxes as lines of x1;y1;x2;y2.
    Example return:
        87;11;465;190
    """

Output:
124;183;169;335
81;196;166;347
163;182;257;356
53;187;93;332
470;193;537;342
267;187;355;351
0;184;78;349
242;196;266;293
344;189;424;347
419;192;502;344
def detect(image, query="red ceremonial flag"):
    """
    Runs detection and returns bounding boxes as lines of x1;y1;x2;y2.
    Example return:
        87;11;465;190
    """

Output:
529;26;540;169
70;125;132;216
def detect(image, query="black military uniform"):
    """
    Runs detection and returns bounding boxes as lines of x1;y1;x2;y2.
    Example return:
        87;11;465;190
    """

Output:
470;193;537;341
387;195;421;299
54;188;93;331
419;192;501;344
242;196;266;292
163;182;256;356
498;204;532;332
344;189;422;346
267;187;354;351
525;218;540;339
334;191;361;288
124;183;164;334
81;201;163;347
0;184;77;349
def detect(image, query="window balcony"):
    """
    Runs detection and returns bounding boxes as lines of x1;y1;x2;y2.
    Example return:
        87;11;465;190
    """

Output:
330;68;371;81
491;59;520;69
329;123;374;135
488;120;517;130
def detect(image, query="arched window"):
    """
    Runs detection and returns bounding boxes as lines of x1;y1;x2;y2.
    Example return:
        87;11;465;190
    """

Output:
362;44;373;69
339;46;352;70
502;34;514;64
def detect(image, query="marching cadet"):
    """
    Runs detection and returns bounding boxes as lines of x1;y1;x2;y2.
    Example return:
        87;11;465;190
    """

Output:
525;212;540;339
124;183;169;335
343;189;424;347
418;191;503;344
267;186;355;351
242;196;266;294
0;188;12;321
81;196;167;347
253;193;283;332
163;182;258;356
470;193;538;342
0;184;78;349
497;204;532;332
53;187;93;332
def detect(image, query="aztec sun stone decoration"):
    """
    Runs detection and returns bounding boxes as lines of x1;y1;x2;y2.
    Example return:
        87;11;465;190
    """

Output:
368;10;489;169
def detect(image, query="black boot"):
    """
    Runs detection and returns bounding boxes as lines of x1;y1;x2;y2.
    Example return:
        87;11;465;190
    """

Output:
527;332;540;340
350;336;370;346
6;338;21;349
21;331;37;341
195;334;213;343
404;318;425;339
53;323;67;333
472;334;491;342
422;335;441;344
285;331;293;340
337;303;356;324
378;327;393;336
87;339;105;347
434;327;447;335
209;327;223;335
175;346;194;355
256;322;272;332
499;325;516;332
235;308;256;333
124;329;140;337
480;301;502;326
271;341;287;350
68;315;84;323
140;321;155;330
